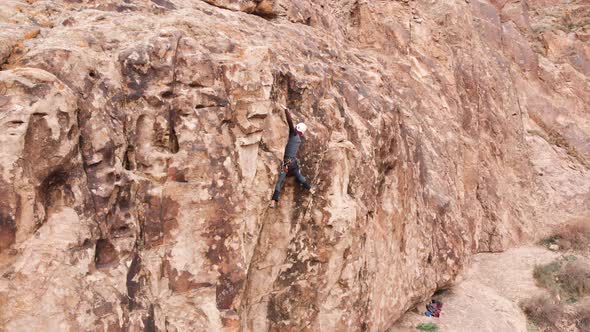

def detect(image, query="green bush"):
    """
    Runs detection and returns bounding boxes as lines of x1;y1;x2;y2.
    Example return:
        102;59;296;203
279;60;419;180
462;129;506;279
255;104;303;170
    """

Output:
416;322;438;331
533;261;562;294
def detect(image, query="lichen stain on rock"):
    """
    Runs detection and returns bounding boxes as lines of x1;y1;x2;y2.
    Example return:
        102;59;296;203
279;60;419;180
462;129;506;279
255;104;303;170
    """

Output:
126;253;143;310
138;192;180;248
203;217;244;310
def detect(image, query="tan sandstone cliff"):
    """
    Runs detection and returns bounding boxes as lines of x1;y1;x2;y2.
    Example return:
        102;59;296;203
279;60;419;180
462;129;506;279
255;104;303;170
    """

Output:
0;0;589;331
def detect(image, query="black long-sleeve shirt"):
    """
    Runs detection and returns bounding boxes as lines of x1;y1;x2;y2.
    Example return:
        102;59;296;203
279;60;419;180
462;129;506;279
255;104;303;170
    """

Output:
283;109;302;159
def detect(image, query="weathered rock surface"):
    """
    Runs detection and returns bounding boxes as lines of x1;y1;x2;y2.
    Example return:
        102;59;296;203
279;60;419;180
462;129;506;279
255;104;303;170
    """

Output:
0;0;588;331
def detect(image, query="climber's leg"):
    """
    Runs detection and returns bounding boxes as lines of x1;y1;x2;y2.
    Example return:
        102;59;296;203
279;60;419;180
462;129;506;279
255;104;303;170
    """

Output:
294;167;311;190
271;169;288;201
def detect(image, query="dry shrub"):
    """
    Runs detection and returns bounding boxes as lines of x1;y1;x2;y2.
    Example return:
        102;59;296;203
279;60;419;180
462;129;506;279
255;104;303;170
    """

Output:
575;303;590;331
520;295;564;331
522;295;590;331
534;258;590;301
557;261;590;300
555;221;590;253
539;220;590;254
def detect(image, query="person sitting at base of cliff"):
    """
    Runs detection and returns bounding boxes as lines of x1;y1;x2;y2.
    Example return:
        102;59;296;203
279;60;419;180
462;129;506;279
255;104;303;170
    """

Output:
269;107;311;208
425;299;443;317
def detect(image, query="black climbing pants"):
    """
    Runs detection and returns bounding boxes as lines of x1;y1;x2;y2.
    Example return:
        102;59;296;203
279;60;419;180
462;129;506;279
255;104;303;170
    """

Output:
272;158;311;202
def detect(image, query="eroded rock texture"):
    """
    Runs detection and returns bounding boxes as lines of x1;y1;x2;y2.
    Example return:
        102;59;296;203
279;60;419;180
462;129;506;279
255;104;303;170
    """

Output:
0;0;588;331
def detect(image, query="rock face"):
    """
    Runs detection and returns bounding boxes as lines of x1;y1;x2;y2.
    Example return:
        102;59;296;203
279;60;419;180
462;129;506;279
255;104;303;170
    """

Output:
0;0;588;331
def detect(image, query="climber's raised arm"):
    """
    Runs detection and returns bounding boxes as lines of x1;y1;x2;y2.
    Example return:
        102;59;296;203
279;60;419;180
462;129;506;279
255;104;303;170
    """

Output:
285;108;296;134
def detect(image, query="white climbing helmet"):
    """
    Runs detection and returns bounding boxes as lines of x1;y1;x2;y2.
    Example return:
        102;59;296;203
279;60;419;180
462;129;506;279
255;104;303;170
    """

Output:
295;122;307;135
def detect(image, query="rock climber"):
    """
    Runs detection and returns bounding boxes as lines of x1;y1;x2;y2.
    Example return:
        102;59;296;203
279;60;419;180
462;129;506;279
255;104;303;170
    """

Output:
269;106;311;208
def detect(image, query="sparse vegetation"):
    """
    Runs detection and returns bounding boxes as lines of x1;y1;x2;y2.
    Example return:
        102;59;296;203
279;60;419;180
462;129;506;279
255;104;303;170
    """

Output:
416;322;438;331
533;260;562;294
539;234;561;247
533;256;590;302
557;222;590;253
557;261;590;300
523;245;590;332
521;294;590;332
562;12;590;32
538;220;590;254
526;321;538;332
575;302;590;331
521;295;563;331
